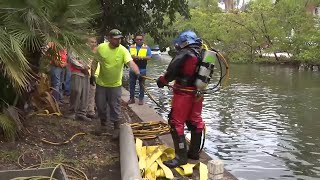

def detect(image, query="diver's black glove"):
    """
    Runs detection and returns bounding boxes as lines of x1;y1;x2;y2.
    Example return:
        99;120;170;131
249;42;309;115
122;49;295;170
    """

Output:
90;76;96;85
156;78;166;88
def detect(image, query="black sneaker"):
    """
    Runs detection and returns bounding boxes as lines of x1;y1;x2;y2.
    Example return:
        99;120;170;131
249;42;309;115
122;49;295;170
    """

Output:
76;115;92;122
86;113;96;119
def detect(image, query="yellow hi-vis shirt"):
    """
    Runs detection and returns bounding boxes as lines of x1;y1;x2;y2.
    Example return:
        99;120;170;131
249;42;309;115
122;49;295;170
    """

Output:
96;43;132;87
94;63;100;77
129;44;148;57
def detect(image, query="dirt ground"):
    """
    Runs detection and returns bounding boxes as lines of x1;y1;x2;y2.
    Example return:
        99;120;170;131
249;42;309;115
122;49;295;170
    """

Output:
0;99;141;180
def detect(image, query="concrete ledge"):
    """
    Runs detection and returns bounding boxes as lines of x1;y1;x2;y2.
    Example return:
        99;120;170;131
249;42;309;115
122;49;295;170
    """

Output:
121;87;237;180
119;123;142;180
0;166;68;180
121;87;174;147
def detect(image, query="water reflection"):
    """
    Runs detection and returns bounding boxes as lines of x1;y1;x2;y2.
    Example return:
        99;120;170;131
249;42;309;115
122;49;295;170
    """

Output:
127;56;320;180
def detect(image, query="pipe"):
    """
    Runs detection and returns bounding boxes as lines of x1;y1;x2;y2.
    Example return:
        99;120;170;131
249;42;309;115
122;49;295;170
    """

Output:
120;123;142;180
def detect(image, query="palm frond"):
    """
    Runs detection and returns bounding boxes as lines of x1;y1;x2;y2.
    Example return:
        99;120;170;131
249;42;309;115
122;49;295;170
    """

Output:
6;106;24;132
0;106;24;141
0;28;31;92
0;0;99;92
0;113;17;141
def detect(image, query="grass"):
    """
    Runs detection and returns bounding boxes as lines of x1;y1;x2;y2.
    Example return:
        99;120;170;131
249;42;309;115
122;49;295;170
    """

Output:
0;150;20;163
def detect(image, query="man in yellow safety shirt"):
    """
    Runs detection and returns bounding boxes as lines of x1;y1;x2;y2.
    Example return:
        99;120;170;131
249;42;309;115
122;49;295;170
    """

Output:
92;29;140;139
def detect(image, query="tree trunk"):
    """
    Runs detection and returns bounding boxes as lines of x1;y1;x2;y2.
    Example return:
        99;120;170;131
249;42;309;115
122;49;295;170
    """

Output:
224;0;234;12
260;13;280;61
98;0;108;44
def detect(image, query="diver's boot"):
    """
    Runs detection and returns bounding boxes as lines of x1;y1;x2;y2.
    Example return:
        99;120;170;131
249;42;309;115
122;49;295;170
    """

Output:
163;135;188;168
187;131;202;160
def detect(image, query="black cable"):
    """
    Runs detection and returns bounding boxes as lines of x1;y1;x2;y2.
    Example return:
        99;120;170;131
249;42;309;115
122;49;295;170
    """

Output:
199;126;206;153
142;83;169;113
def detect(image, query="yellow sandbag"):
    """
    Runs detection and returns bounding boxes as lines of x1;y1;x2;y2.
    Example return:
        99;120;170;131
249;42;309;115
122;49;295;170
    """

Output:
156;158;174;179
145;161;158;180
135;138;208;180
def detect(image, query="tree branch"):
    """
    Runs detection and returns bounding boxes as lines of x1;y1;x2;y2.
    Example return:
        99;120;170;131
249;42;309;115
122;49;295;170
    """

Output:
260;12;279;61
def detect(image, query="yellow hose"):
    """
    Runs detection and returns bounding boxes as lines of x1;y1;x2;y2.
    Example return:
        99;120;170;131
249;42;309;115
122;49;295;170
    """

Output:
50;163;62;180
40;133;86;146
10;176;58;180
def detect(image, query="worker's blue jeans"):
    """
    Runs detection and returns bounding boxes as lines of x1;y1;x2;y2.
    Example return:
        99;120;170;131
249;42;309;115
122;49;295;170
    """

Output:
129;69;146;100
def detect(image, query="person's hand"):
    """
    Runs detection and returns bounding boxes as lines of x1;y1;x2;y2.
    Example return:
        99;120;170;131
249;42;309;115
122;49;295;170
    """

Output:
81;69;89;75
90;76;96;85
60;62;67;68
132;55;138;60
136;73;143;81
156;78;166;88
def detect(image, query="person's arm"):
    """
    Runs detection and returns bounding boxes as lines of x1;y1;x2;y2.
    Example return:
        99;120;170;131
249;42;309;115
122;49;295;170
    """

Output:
123;46;140;75
69;51;86;70
157;50;188;88
90;46;100;85
127;60;140;75
91;46;101;75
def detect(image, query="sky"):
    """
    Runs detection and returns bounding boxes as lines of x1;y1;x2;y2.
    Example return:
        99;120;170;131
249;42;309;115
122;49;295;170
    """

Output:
218;0;276;10
218;0;251;10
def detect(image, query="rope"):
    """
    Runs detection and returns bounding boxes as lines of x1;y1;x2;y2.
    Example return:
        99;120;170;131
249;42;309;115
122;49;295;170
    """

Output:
130;121;170;140
142;75;197;93
142;83;169;113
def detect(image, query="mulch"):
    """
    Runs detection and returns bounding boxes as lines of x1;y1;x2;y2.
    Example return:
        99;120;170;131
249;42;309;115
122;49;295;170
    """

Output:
0;99;142;180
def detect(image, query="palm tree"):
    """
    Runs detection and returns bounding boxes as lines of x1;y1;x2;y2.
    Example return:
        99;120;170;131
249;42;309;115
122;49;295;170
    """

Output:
0;0;98;140
0;0;98;92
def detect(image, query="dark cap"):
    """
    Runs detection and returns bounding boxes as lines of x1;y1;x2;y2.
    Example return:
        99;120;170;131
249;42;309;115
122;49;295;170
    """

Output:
109;29;123;38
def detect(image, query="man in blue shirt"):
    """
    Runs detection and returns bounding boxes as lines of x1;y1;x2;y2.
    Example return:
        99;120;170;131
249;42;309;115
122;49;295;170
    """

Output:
127;33;152;105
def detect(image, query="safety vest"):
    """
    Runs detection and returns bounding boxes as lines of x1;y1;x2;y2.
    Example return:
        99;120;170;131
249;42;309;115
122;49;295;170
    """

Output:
129;44;148;57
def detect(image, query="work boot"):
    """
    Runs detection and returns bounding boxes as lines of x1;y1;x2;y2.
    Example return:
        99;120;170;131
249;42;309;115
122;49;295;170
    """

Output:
138;99;144;105
93;125;107;136
127;98;135;104
163;135;188;168
65;113;76;120
76;114;92;122
92;119;107;135
86;113;96;119
112;121;121;140
100;119;107;126
187;131;202;160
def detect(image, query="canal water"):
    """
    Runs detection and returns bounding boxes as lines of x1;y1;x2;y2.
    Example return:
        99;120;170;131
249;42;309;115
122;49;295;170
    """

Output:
125;55;320;180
